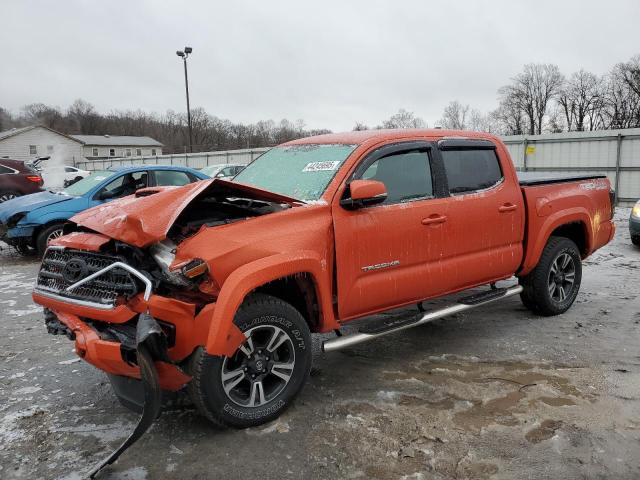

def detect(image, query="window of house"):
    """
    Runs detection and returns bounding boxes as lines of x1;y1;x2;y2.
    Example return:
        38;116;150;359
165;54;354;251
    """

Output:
109;148;116;157
151;149;157;156
29;145;37;155
126;149;132;157
92;148;99;157
359;150;433;204
441;149;503;194
136;149;142;156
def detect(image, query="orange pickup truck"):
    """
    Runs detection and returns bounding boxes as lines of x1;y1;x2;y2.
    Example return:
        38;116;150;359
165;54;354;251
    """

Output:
32;129;615;471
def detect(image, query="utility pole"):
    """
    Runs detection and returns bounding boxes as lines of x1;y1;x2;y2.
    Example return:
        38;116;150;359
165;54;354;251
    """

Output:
176;46;193;153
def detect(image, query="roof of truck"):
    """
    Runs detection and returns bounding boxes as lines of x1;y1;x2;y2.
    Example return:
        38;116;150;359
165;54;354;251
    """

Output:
284;128;499;146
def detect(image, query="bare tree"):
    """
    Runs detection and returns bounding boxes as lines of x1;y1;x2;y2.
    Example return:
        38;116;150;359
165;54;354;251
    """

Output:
352;122;369;131
599;64;640;129
499;64;563;134
439;101;469;129
379;109;426;129
557;70;603;131
492;91;528;135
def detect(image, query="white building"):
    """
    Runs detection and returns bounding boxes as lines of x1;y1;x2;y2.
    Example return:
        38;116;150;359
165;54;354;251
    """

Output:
0;125;84;164
70;135;163;160
0;125;164;165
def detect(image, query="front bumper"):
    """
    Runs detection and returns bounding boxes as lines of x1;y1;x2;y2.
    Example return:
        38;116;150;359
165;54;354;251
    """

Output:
0;221;35;243
44;307;191;391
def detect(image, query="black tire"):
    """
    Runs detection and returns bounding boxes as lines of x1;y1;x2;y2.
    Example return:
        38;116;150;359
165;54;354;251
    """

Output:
0;191;21;203
36;223;65;256
188;293;312;428
519;236;582;316
632;235;640;247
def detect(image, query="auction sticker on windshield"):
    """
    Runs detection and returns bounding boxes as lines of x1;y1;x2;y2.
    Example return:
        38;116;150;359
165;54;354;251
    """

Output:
302;161;341;172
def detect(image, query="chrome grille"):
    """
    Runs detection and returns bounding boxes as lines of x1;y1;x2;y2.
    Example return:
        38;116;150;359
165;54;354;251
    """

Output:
36;247;138;307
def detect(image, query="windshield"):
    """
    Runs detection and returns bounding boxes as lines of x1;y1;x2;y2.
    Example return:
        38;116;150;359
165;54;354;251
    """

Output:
63;170;113;196
233;144;357;201
200;165;226;177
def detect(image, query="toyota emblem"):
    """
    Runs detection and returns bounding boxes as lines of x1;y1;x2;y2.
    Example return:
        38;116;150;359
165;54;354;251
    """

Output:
62;258;88;284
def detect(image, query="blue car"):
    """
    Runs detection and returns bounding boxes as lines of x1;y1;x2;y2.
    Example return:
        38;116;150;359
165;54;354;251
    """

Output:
0;165;209;255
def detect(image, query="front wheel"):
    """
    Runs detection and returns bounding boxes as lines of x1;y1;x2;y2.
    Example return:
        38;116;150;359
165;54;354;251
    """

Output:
519;236;582;316
36;223;65;256
188;294;312;428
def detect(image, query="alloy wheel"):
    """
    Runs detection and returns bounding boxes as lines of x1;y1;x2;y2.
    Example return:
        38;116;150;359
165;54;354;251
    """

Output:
0;193;17;203
46;229;64;245
220;325;295;408
547;252;576;302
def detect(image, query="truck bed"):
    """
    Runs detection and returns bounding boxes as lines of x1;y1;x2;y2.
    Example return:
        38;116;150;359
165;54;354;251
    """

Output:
517;171;606;186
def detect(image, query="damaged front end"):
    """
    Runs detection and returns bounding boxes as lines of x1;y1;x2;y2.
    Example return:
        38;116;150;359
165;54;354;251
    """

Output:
32;179;300;476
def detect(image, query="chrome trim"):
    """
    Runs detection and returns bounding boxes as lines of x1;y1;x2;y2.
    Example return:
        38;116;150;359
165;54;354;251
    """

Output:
65;261;152;301
33;288;116;310
322;285;523;352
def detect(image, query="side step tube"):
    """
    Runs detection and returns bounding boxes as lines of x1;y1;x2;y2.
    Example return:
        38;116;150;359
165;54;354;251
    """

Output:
322;285;523;353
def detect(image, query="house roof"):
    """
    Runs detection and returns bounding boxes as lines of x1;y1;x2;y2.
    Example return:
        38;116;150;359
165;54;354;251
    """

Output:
70;135;163;147
0;125;84;144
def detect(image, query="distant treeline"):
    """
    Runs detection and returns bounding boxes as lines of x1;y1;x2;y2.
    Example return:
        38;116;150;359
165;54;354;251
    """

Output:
1;54;639;152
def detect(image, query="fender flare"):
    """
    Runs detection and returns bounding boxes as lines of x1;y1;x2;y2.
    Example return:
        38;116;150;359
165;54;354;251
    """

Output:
519;207;593;276
203;251;337;356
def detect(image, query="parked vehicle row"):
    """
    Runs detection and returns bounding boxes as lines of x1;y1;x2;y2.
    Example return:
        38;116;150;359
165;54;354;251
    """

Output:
0;165;208;254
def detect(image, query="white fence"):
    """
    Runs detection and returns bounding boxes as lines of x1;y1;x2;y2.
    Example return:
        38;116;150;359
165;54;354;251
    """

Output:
503;128;640;206
75;147;269;171
75;128;640;206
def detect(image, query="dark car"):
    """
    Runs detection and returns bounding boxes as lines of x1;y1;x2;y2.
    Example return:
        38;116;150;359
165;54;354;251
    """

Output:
630;200;640;246
0;158;44;203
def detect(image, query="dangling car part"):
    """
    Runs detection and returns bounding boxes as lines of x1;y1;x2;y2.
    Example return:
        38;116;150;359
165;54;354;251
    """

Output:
59;260;174;478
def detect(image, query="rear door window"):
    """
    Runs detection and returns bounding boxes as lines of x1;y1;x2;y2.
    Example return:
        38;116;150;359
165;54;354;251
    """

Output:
0;165;15;175
359;150;433;204
441;149;503;194
154;170;192;186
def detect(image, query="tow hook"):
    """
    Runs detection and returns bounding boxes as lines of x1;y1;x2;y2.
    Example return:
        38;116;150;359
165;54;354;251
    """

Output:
88;312;168;479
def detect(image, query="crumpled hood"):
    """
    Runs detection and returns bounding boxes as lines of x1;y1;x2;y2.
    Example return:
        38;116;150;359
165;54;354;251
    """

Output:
0;191;73;223
69;179;302;248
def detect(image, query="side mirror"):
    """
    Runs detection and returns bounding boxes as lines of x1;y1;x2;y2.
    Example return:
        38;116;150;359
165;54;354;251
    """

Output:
215;172;225;178
340;179;387;210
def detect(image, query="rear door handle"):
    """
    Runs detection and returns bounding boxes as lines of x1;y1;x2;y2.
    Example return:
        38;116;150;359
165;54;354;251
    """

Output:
422;214;447;225
498;203;517;213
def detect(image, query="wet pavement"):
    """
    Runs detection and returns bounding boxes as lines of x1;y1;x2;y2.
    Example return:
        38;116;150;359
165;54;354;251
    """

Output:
1;208;639;479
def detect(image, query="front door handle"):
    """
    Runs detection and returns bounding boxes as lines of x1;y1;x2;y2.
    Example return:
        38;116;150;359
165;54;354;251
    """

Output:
422;214;447;225
498;203;517;213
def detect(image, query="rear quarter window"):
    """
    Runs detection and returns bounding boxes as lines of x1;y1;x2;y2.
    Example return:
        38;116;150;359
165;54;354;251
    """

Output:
442;149;503;194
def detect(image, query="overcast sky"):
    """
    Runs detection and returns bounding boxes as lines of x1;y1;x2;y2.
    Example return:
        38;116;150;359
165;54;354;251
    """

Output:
2;0;639;132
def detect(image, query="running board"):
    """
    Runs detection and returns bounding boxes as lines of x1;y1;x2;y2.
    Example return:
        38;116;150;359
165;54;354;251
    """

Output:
322;285;523;353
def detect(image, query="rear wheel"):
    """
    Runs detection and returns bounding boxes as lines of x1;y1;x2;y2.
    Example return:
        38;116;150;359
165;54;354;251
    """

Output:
188;294;312;428
36;223;65;256
0;191;20;203
519;236;582;316
632;235;640;247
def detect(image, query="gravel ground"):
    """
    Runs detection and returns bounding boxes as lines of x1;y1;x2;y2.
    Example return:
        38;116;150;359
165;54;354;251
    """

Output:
0;208;638;480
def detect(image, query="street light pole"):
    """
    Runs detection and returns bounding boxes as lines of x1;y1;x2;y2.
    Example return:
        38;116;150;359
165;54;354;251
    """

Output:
176;47;193;153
